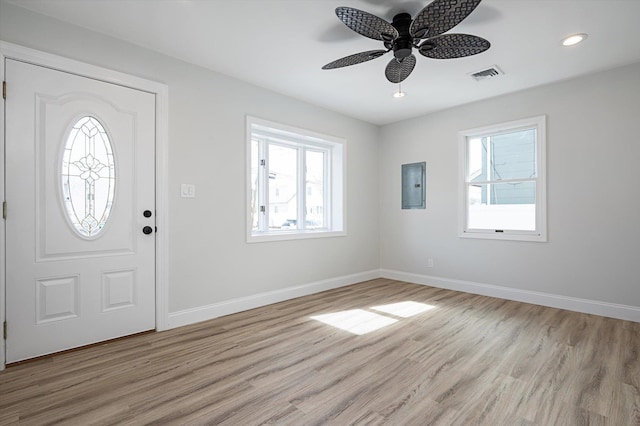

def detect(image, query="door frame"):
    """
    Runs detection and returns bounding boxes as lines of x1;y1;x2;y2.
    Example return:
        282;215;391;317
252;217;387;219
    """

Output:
0;41;170;369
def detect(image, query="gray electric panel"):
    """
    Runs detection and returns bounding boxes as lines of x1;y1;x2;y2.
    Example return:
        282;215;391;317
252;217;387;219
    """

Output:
401;162;426;209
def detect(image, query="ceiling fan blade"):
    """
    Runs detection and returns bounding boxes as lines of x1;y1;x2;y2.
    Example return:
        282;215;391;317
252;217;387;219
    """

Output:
385;54;416;83
410;0;482;39
322;50;388;70
418;33;490;59
335;7;399;42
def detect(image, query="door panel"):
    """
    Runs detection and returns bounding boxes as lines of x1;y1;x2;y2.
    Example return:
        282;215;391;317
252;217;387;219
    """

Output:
5;59;156;363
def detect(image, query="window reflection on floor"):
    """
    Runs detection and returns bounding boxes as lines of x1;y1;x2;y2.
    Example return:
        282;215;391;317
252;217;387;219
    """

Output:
310;301;435;335
371;301;435;318
310;309;397;335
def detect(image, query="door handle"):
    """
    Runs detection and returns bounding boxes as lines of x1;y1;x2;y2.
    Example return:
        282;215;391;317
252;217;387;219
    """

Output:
142;226;153;235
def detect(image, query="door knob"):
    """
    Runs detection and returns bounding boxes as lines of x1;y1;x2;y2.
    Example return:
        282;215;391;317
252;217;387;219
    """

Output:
143;210;152;218
142;226;153;235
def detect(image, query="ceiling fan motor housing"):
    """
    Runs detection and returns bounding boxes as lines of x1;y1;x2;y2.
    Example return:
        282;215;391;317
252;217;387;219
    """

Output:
391;13;413;59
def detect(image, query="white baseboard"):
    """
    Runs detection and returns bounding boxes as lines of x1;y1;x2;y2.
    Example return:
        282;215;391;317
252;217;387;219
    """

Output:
380;269;640;323
167;270;380;329
167;268;640;330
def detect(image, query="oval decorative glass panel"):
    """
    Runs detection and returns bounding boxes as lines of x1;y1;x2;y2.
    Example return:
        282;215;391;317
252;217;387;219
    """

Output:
61;116;115;237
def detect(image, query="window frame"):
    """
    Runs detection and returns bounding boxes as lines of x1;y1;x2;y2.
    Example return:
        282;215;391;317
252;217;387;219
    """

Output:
458;115;547;242
246;116;346;243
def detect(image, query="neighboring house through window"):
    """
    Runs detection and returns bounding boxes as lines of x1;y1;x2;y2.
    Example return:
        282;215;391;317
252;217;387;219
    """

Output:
459;115;547;241
247;116;345;242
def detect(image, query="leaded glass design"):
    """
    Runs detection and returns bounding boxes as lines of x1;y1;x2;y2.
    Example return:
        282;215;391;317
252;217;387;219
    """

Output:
61;116;115;237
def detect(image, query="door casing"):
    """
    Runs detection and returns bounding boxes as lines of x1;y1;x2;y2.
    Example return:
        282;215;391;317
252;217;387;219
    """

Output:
0;41;170;369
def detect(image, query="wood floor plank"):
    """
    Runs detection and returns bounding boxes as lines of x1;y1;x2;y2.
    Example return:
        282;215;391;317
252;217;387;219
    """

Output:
1;278;638;425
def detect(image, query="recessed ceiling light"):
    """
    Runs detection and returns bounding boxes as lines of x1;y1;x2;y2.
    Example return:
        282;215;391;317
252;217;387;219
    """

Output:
562;33;588;46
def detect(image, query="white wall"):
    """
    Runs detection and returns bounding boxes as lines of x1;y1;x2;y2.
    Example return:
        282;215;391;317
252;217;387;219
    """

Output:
0;2;380;318
379;62;640;310
2;1;638;328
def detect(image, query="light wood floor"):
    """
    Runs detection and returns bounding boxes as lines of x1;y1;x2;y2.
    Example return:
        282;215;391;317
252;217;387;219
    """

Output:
1;278;639;425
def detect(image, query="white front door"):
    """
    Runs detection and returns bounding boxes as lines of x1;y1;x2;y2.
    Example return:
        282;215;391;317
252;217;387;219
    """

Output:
5;59;156;363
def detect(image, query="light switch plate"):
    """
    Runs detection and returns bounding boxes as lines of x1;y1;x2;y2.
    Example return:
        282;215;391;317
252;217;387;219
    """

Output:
181;184;196;198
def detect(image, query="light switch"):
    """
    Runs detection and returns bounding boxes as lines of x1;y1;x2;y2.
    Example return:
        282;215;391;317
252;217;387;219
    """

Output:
181;184;196;198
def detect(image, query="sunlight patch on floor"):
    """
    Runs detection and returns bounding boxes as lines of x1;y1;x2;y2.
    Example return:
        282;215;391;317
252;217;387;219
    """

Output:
370;301;435;318
310;309;398;335
310;301;437;335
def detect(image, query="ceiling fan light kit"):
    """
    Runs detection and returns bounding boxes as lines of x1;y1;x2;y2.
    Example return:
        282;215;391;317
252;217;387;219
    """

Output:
393;84;406;98
322;0;491;84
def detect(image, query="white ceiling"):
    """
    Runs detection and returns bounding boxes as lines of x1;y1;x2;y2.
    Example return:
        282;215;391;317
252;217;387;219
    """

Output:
8;0;640;125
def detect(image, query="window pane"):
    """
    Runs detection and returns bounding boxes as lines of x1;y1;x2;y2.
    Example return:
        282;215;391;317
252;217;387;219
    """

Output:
61;116;115;237
467;181;536;230
467;137;487;181
489;129;536;180
268;144;297;230
250;139;260;231
306;150;325;229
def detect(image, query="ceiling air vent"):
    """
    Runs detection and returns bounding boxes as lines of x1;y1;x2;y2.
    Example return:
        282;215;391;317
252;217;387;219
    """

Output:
469;65;504;82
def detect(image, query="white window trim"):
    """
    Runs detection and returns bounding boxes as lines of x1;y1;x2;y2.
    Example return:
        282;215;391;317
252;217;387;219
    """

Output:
458;115;547;242
246;116;346;243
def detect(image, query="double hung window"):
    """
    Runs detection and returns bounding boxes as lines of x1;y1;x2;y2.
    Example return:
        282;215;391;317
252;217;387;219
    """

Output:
459;115;547;241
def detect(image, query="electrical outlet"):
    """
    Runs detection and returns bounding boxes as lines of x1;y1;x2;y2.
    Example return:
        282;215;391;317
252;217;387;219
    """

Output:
427;258;434;268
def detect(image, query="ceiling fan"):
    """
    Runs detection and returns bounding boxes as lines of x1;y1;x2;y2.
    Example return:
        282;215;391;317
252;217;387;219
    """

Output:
322;0;490;83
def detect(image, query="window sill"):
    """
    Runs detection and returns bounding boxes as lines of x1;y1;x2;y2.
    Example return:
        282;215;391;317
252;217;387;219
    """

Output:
459;230;547;242
247;230;346;243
